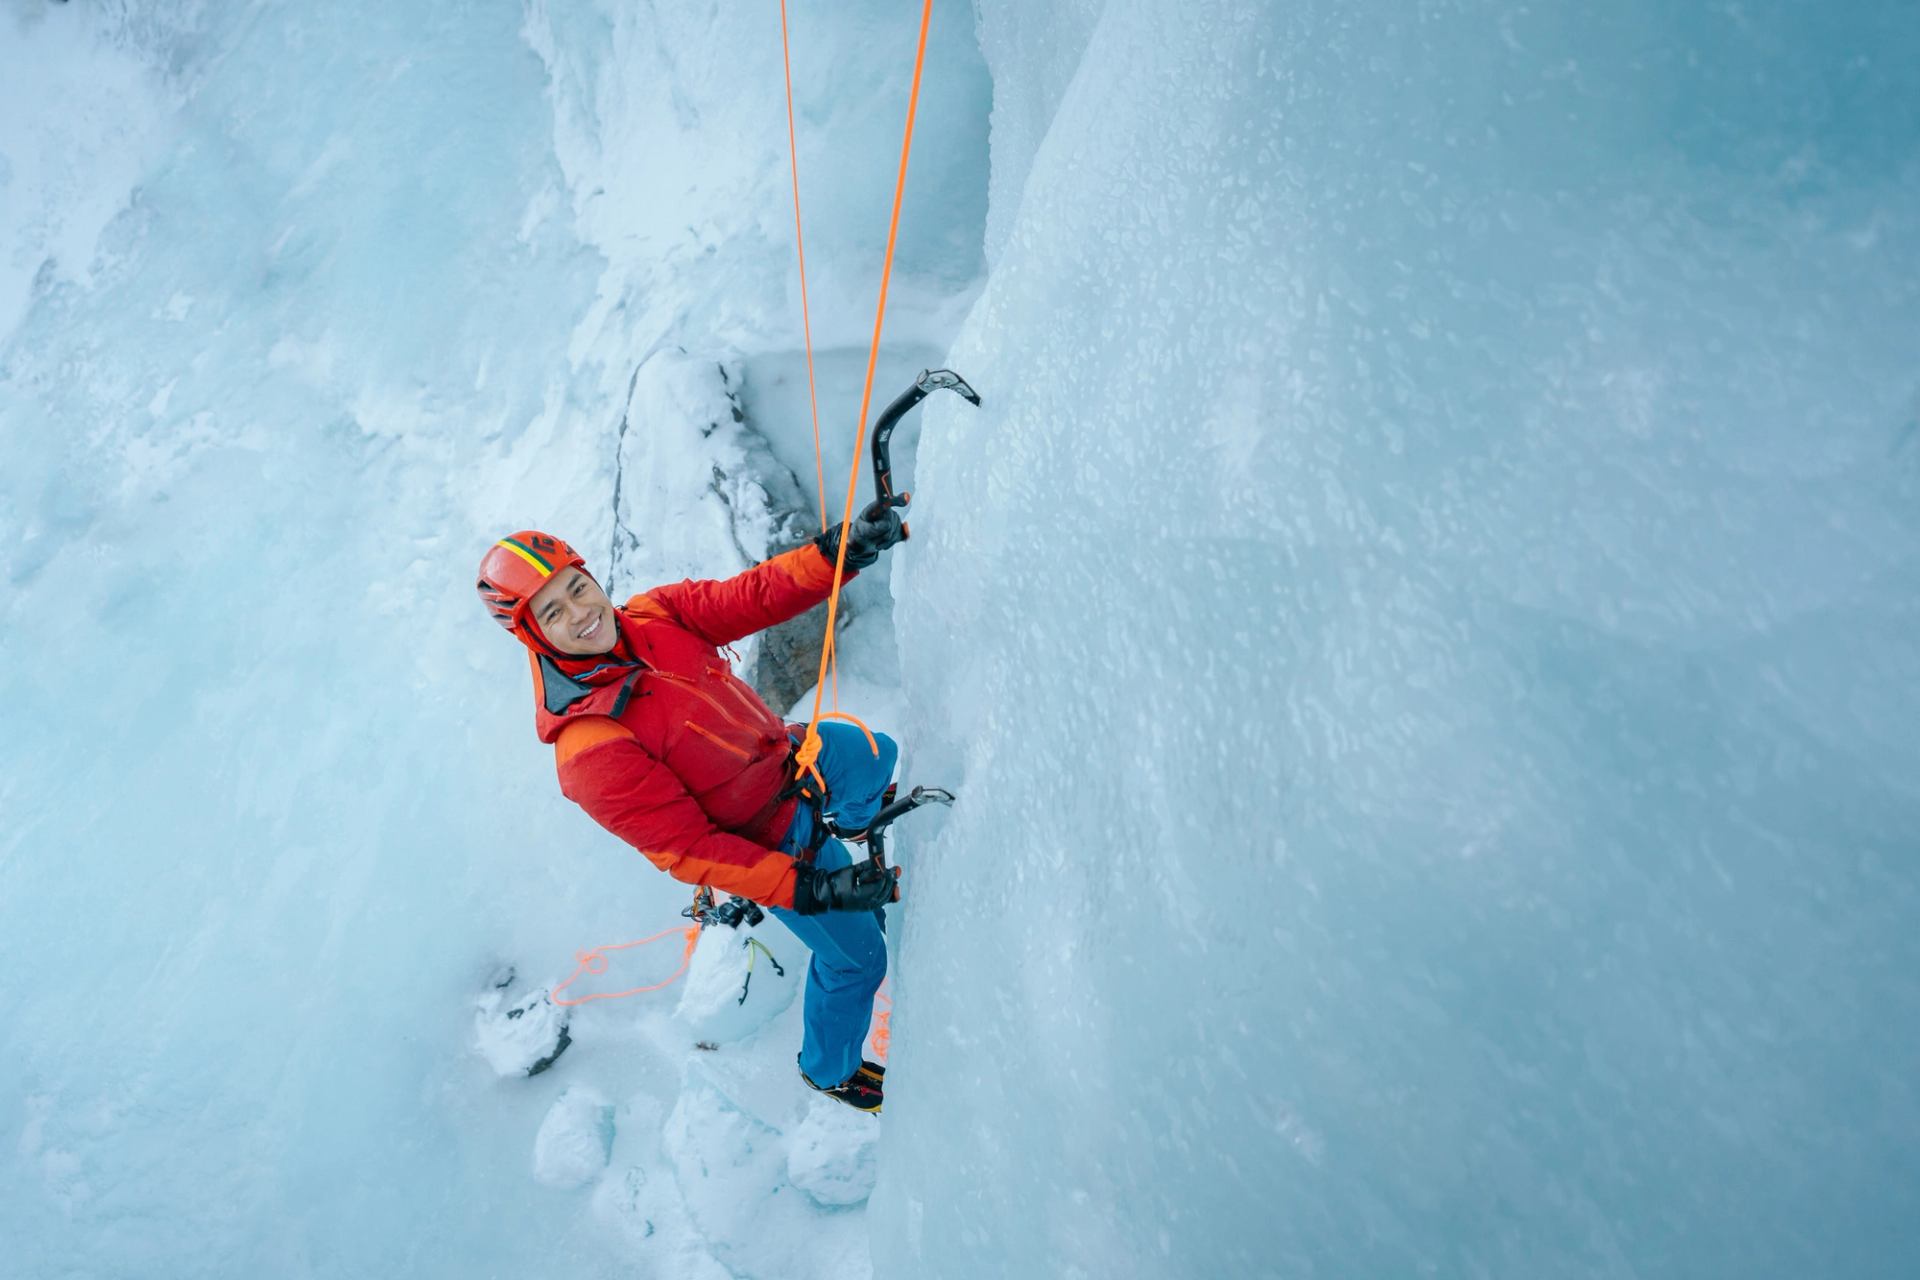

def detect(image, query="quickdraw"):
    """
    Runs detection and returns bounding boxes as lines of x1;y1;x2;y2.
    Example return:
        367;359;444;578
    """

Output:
686;884;766;930
738;937;786;1006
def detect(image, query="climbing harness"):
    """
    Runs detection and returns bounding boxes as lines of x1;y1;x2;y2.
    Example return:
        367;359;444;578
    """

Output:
545;775;950;1011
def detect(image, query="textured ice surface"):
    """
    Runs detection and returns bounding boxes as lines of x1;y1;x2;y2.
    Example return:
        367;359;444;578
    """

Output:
0;4;183;343
532;1086;614;1189
520;0;989;423
875;2;1920;1279
663;1055;875;1280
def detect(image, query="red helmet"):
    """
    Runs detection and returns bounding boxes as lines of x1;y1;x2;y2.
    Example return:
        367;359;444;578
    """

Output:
476;531;587;637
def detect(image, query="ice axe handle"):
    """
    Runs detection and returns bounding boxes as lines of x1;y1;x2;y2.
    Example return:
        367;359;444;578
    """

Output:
860;494;910;542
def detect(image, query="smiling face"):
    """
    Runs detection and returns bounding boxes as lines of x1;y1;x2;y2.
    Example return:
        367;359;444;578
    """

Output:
525;566;617;656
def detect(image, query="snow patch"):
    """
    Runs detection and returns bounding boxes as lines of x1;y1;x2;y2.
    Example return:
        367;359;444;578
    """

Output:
786;1097;880;1207
472;977;572;1079
674;920;802;1048
533;1087;615;1189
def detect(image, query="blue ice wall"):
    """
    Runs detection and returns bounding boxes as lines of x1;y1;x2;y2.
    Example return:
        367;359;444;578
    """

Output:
879;1;1920;1277
0;5;617;1276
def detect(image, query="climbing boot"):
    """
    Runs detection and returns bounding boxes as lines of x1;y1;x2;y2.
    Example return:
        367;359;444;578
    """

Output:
801;1064;884;1113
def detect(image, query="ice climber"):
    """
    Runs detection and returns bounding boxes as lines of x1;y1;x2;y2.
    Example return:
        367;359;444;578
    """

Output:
476;515;907;1113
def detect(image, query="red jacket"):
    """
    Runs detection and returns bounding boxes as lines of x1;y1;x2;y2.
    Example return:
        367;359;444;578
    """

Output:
533;545;847;908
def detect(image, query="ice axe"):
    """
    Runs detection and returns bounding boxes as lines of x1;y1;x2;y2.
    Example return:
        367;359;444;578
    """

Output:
862;368;980;537
828;784;956;928
858;785;957;867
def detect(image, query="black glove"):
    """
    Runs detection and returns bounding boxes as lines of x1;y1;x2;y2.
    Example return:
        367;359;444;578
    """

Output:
793;857;901;915
813;499;907;571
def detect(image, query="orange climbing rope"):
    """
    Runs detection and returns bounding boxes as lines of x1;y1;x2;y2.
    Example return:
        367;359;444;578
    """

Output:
864;981;894;1064
791;0;937;784
777;0;829;535
544;1;937;1007
550;925;700;1006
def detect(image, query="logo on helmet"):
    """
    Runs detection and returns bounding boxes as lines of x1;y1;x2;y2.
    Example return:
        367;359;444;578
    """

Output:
476;531;587;640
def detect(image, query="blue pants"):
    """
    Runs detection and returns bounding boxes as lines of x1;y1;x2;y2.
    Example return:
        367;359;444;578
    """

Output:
770;721;897;1088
